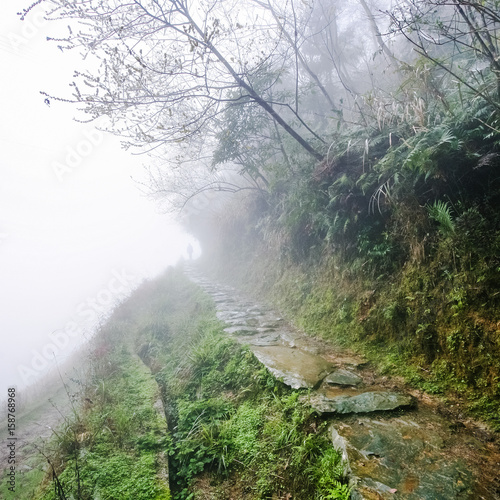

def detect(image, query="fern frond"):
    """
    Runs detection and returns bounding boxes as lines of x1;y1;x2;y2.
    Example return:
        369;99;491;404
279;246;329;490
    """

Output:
427;200;455;236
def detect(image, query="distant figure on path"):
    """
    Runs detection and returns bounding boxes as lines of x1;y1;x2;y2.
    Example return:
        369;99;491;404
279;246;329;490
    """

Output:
187;243;193;260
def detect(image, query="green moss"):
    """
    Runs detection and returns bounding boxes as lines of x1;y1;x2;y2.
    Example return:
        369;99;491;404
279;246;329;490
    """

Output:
202;198;500;431
28;267;350;500
41;450;171;500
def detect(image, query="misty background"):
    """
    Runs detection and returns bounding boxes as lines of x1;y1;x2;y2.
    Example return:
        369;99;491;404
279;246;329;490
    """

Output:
0;4;196;395
2;0;497;399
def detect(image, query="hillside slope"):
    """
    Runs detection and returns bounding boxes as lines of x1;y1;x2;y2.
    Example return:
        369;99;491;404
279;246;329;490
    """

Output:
196;164;500;434
4;267;350;500
3;264;500;499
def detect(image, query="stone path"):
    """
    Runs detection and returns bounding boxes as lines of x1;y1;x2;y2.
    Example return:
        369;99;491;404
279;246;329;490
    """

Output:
185;265;500;499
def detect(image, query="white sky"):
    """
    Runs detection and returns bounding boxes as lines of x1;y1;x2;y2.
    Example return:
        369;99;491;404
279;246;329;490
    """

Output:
0;4;198;394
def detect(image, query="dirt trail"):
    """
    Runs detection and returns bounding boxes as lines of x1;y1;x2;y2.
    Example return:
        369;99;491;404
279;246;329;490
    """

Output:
1;383;76;476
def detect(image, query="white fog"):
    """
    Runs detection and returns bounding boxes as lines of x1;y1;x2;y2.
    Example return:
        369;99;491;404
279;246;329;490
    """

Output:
0;4;195;395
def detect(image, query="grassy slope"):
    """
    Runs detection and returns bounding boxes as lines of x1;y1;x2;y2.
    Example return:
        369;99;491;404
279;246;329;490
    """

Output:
200;195;500;433
13;266;350;500
127;267;350;499
0;384;68;500
32;330;171;499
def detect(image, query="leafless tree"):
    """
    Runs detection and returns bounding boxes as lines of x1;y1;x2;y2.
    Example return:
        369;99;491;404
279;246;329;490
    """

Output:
251;0;339;115
388;0;500;108
23;0;324;160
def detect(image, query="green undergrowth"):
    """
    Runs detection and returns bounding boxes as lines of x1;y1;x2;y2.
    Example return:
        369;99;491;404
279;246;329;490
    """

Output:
203;210;500;431
0;359;89;499
0;450;45;499
198;157;500;432
27;267;349;500
196;95;500;431
133;267;350;499
34;341;171;499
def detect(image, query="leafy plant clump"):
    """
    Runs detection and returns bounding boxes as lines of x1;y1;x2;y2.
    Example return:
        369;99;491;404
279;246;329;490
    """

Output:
197;100;500;431
137;270;350;499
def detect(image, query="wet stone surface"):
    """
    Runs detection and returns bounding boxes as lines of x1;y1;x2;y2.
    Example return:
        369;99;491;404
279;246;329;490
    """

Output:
310;391;416;415
325;368;363;386
239;333;282;346
184;265;500;499
331;413;474;499
186;267;338;389
252;345;335;389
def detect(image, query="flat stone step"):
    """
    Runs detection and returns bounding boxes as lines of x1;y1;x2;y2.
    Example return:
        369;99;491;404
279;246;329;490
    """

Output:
330;414;474;499
216;310;248;321
309;391;415;415
251;345;335;389
223;326;259;335
325;368;363;387
242;333;282;346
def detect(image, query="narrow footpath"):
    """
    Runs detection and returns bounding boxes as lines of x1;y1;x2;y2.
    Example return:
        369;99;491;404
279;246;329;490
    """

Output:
184;264;500;500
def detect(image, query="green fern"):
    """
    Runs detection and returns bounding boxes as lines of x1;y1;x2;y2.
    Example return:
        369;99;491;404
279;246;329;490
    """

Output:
427;200;455;236
321;481;352;500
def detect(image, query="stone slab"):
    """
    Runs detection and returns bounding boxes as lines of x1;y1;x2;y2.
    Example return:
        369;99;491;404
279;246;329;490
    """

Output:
251;345;334;389
330;416;473;499
325;368;363;386
224;326;259;335
310;391;415;415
